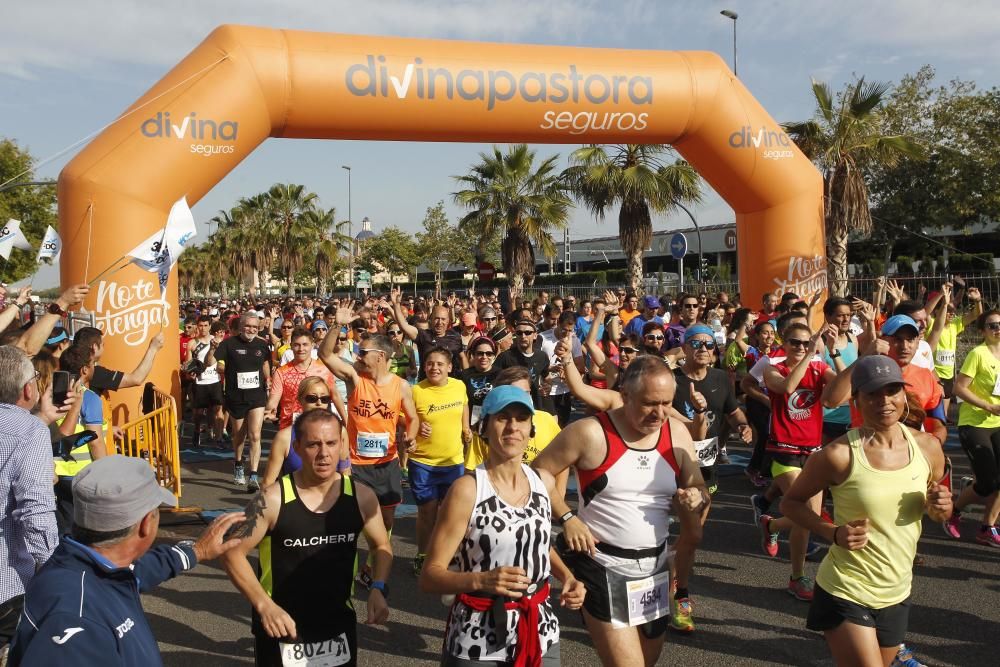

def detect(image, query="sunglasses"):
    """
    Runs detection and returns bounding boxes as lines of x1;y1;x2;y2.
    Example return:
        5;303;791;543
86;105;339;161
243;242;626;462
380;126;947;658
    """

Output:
281;325;294;329
338;337;348;342
386;330;401;336
986;322;1000;331
682;303;699;309
688;339;717;350
786;338;810;348
645;334;665;340
303;394;332;405
473;350;495;357
620;346;640;354
357;348;383;357
483;316;497;322
514;330;534;337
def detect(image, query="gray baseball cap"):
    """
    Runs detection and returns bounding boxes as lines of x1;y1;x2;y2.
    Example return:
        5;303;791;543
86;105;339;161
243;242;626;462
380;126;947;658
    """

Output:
73;455;177;532
850;355;909;395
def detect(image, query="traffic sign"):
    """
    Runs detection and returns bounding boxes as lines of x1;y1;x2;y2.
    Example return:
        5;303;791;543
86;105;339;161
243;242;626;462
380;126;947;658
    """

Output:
477;262;496;281
669;232;688;260
356;269;371;288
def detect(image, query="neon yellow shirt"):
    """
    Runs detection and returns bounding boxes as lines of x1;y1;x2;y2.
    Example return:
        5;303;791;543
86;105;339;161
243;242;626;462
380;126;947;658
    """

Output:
412;377;467;467
958;344;1000;428
929;316;964;380
465;410;561;470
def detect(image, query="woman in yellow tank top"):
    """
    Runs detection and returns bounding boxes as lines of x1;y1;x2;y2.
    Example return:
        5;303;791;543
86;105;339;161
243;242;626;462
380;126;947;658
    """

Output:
782;355;952;666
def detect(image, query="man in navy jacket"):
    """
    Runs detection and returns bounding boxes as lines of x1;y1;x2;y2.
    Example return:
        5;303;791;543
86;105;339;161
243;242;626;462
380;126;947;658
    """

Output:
8;456;244;666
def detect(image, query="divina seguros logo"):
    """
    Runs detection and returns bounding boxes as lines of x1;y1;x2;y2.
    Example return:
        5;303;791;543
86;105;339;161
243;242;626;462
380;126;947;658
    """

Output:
345;55;653;136
141;112;239;157
728;126;794;160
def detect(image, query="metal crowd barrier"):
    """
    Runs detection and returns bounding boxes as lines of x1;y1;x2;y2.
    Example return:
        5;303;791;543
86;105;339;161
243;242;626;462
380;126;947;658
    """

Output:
115;385;182;500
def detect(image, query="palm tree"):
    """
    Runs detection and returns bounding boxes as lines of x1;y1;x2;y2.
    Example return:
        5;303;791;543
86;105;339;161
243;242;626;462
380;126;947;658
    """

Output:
267;184;320;295
783;78;924;296
564;144;701;294
454;144;572;300
308;208;352;296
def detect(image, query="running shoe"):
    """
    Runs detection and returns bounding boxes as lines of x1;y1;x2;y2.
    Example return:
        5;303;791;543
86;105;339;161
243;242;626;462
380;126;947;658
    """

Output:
234;464;246;487
890;644;927;667
412;553;426;577
758;515;779;558
976;525;1000;548
942;513;962;539
750;494;769;527
786;575;814;601
247;473;260;493
669;596;695;633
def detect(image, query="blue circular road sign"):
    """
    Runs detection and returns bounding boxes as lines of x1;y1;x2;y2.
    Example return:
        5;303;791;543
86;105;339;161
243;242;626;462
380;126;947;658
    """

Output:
669;232;688;260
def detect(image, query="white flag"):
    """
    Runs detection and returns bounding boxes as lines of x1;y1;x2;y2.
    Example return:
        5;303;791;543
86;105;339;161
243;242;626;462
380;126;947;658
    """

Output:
126;195;197;272
0;219;33;260
157;245;171;298
36;225;61;263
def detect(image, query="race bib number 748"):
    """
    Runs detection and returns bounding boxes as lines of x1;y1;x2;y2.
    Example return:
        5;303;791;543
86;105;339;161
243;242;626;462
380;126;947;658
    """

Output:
280;634;350;667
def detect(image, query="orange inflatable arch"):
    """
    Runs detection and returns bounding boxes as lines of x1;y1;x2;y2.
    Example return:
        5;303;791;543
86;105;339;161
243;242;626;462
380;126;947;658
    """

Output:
59;25;824;419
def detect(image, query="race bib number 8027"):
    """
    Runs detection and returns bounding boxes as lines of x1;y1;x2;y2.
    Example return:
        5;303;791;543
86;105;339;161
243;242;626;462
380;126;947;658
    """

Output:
279;634;350;667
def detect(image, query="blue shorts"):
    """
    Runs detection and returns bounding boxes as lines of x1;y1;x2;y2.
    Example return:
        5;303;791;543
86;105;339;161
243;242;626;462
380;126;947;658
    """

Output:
408;460;465;505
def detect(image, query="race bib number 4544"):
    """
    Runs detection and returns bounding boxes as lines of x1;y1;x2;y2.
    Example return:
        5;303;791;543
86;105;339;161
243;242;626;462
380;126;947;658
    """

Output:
280;634;350;667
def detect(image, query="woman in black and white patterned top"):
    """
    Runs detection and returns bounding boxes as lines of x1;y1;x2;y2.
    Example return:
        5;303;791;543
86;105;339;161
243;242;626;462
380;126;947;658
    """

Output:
420;385;585;667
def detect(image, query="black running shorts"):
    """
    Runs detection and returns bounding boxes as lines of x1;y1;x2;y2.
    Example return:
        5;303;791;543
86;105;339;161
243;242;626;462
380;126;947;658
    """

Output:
352;459;403;507
807;584;910;648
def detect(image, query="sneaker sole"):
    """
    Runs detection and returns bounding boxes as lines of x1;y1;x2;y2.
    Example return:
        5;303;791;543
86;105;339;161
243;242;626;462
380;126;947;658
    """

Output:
786;588;813;602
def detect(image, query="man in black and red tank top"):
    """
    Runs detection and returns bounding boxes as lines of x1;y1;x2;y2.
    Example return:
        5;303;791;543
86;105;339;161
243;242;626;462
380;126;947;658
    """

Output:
533;356;709;667
758;321;840;603
220;411;394;667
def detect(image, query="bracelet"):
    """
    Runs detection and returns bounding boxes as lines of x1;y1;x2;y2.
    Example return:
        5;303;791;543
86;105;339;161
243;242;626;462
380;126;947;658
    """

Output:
557;510;576;526
833;525;843;546
693;407;708;414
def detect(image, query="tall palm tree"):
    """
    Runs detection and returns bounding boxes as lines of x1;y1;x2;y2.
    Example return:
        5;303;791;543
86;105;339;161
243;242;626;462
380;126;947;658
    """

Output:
454;144;572;300
783;78;924;296
564;144;701;294
267;184;320;295
307;208;351;296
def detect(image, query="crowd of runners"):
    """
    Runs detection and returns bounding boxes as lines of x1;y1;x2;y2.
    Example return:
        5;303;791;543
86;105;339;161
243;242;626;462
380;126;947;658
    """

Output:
2;276;998;666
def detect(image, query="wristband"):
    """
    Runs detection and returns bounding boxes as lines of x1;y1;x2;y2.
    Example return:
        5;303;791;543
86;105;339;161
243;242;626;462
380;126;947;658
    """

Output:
557;510;576;526
833;525;843;546
693;407;708;414
336;458;351;472
829;349;841;358
48;302;66;316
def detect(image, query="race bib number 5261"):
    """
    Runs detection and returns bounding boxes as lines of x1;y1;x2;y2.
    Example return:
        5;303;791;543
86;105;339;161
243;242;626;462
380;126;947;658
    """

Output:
279;634;350;667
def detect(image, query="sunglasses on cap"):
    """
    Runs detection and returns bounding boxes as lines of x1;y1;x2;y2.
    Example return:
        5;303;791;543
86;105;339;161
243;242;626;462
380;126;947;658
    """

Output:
303;394;332;405
688;339;716;350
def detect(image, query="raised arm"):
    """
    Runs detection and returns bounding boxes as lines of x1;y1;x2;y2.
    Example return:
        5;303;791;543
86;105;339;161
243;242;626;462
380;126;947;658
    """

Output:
118;333;165;388
764;327;826;395
16;284;89;356
556;341;621;412
318;307;360;385
388;287;418;341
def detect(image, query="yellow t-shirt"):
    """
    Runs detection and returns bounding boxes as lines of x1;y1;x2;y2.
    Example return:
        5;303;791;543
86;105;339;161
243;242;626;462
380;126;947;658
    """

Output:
929;316;964;380
412;377;467;467
958;344;1000;429
465;410;561;470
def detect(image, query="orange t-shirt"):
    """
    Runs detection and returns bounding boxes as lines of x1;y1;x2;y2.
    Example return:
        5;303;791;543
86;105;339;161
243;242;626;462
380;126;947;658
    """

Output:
619;307;640;327
347;374;405;466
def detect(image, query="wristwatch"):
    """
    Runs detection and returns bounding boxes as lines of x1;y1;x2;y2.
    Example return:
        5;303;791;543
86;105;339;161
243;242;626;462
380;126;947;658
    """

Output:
557;510;576;526
829;349;842;358
48;302;66;316
371;580;390;599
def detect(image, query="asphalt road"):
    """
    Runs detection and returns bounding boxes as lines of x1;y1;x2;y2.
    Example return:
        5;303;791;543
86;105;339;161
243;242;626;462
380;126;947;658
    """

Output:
148;427;997;667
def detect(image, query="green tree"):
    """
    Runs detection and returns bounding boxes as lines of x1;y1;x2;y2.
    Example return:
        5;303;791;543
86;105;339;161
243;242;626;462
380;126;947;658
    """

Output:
784;78;925;295
868;67;1000;274
358;226;420;286
454;144;571;300
311;212;352;296
563;144;701;294
415;201;454;296
0;139;56;284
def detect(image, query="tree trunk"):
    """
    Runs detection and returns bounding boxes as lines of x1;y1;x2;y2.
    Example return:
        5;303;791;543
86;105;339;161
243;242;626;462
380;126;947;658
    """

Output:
826;222;849;297
619;200;652;296
626;250;644;295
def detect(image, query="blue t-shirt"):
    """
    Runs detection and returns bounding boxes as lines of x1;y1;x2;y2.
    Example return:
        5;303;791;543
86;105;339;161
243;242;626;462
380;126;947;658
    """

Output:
575;316;604;343
623;315;664;339
80;389;103;426
822;336;858;425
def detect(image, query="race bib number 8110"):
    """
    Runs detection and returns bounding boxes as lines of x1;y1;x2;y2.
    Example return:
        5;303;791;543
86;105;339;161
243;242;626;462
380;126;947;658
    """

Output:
279;634;350;667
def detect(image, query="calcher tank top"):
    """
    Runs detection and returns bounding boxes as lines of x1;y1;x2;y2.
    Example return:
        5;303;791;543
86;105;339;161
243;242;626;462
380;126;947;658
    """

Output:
576;412;680;550
817;425;930;609
444;465;558;662
255;474;364;640
347;374;404;466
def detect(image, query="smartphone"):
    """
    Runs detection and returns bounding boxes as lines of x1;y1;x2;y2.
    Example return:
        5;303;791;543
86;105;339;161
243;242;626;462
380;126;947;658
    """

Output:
52;370;71;406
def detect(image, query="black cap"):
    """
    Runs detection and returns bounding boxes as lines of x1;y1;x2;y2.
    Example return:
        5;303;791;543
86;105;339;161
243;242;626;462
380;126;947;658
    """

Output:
851;355;909;395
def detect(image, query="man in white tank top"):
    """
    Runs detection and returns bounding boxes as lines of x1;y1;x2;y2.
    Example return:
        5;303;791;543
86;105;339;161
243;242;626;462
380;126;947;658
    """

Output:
533;356;709;666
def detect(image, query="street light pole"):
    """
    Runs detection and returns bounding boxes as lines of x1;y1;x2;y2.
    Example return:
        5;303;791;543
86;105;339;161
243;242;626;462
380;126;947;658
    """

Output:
341;165;352;290
720;10;738;76
674;202;704;282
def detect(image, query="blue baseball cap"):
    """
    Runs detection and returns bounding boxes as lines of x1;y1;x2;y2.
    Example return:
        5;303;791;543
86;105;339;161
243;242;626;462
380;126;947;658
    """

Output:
481;385;535;417
881;314;919;337
684;324;715;343
643;295;660;310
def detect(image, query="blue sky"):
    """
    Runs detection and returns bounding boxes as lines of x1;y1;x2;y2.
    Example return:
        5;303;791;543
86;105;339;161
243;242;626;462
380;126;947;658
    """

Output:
4;1;998;287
